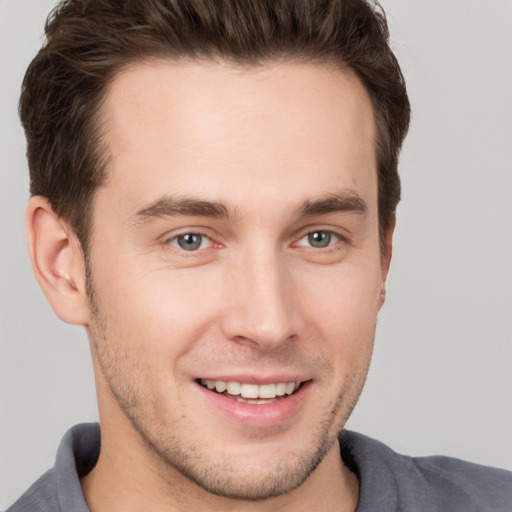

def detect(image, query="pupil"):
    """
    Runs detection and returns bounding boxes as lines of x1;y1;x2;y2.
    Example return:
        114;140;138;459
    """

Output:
308;231;331;248
178;234;202;250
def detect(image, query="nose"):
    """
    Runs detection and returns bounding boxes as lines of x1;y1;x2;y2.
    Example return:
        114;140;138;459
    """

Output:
221;246;300;350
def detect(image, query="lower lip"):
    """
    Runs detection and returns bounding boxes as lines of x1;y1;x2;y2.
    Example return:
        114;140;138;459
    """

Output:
195;381;312;428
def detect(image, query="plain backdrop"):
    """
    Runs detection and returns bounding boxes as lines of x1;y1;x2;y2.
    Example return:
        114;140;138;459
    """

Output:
1;0;511;508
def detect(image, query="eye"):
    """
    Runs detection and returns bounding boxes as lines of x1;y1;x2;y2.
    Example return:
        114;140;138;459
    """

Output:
298;230;340;249
169;233;211;251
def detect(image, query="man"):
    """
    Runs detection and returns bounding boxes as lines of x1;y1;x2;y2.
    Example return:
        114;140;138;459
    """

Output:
5;0;511;511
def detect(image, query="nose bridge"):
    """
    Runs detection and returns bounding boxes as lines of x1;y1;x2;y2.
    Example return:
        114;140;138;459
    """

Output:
223;241;298;348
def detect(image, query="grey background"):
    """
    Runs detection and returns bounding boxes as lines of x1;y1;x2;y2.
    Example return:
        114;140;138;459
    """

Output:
1;0;511;508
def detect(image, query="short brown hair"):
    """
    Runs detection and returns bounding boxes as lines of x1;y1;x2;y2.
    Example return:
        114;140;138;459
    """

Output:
20;0;410;250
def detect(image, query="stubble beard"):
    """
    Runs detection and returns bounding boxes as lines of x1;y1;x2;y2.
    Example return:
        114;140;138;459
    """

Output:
86;273;371;502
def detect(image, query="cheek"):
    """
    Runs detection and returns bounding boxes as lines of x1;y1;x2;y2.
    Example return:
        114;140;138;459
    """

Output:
296;262;381;367
91;261;224;359
298;262;382;327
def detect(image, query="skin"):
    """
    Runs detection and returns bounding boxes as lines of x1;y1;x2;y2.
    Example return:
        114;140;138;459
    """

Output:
27;60;393;511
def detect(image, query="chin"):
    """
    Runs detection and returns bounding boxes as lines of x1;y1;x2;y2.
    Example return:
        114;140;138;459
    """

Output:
157;434;337;501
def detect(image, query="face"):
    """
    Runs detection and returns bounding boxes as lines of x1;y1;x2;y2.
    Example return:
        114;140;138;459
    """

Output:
85;60;389;499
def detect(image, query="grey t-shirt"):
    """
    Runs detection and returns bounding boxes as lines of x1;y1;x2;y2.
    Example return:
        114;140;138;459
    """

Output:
7;423;512;511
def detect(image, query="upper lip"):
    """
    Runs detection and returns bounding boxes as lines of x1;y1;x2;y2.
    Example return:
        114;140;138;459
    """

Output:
194;374;311;385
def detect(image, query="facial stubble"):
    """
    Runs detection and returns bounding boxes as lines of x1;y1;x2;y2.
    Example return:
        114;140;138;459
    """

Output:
85;269;371;501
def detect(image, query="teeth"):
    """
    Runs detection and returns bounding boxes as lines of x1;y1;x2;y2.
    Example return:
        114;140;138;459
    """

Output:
240;383;259;399
258;383;276;399
275;382;286;396
235;396;278;404
215;381;227;393
226;382;241;395
200;379;300;399
285;382;295;395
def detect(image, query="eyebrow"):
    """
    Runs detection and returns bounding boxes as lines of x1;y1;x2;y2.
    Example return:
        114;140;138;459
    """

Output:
295;190;368;218
131;190;367;226
132;196;236;225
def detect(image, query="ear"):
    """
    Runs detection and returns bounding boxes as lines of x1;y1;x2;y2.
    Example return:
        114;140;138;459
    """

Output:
379;214;395;307
26;196;90;326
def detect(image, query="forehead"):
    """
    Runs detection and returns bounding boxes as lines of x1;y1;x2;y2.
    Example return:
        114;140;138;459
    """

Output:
98;59;377;212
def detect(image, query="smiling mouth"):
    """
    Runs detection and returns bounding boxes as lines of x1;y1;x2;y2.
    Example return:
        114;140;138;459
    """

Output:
198;379;305;404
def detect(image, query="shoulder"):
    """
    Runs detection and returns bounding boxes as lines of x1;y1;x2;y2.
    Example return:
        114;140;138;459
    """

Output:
6;470;60;512
6;423;99;512
340;430;512;512
413;453;511;503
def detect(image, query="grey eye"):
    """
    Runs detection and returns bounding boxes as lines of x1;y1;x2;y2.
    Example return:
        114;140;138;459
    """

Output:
301;231;339;248
173;233;207;251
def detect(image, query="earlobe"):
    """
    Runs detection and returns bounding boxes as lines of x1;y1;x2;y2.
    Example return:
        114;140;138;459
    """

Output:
26;196;90;326
379;215;395;307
